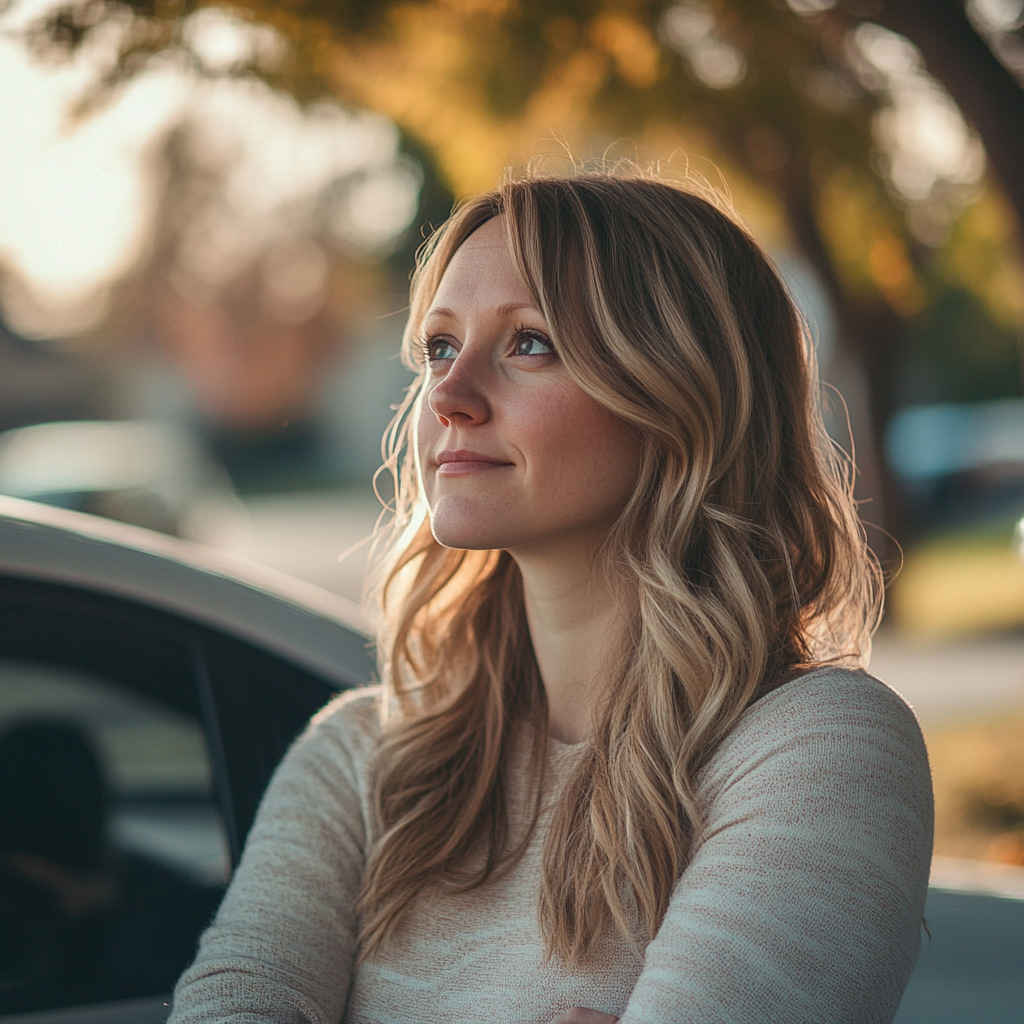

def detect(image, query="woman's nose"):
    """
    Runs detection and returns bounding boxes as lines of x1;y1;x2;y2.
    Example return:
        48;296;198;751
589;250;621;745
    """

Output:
427;358;491;427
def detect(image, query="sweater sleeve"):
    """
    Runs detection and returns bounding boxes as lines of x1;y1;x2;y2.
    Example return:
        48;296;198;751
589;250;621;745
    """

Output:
619;669;934;1024
168;687;382;1024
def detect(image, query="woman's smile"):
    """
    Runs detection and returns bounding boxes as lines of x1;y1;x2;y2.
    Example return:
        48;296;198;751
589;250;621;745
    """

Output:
435;449;515;475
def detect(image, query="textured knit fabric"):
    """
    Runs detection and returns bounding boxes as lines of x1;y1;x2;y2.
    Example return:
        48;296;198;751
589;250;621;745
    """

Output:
169;667;933;1024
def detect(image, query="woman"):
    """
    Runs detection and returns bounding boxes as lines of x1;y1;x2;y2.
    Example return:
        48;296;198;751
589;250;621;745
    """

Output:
170;170;933;1024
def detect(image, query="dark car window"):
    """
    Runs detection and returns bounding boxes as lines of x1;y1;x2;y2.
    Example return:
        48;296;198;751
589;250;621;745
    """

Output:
0;659;226;1016
0;576;350;1021
197;630;344;862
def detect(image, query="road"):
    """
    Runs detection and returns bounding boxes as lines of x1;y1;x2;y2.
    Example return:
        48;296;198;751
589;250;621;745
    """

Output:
220;489;381;605
870;631;1024;724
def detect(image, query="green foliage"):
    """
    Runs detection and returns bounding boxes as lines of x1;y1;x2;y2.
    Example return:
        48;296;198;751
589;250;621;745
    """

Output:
17;0;886;197
384;132;456;287
903;286;1022;403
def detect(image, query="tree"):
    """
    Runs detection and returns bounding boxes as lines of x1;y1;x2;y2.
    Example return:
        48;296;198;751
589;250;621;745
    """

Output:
12;0;1024;543
863;0;1024;236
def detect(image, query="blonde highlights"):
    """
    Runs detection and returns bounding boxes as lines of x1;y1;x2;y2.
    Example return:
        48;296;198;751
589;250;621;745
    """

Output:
357;168;882;962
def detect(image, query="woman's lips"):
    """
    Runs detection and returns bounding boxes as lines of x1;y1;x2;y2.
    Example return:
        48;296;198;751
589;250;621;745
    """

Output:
435;449;513;475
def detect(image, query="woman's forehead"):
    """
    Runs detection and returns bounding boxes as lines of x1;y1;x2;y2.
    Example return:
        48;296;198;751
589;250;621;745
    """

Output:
449;215;509;263
424;218;536;321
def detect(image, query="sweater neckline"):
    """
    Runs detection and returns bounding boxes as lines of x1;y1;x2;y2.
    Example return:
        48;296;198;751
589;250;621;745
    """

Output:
547;732;588;750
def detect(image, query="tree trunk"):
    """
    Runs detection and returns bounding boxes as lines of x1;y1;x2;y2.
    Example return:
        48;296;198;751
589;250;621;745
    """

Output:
874;0;1024;236
773;152;907;558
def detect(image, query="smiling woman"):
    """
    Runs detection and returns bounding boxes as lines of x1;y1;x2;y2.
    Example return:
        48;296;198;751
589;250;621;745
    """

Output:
168;168;933;1024
415;217;642;577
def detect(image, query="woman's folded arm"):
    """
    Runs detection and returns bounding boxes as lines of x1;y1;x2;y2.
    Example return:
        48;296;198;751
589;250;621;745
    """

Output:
168;691;380;1024
620;671;934;1024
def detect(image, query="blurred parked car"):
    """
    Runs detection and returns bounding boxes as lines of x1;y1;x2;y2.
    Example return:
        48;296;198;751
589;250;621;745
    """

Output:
0;497;1020;1024
886;398;1024;532
0;421;245;544
884;400;1024;637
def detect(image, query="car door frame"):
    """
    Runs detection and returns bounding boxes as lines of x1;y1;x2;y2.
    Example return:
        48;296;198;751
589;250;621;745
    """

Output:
0;573;366;1024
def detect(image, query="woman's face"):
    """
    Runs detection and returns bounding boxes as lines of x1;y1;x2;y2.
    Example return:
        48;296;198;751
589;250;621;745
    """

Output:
414;216;642;555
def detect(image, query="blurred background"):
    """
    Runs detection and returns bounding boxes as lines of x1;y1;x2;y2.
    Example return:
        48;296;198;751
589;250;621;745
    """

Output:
0;0;1022;871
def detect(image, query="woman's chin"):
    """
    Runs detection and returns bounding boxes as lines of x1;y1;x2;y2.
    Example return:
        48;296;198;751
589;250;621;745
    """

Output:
428;516;522;552
430;528;507;551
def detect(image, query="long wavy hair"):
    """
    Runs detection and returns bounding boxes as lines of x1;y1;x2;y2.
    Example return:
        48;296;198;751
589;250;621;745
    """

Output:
356;168;883;964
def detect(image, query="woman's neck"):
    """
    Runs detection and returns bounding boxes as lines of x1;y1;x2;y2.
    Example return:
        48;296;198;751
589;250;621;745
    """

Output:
510;533;626;745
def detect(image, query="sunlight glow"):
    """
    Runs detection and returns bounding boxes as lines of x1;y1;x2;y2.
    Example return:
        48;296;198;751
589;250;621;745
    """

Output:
0;29;185;326
849;23;986;243
660;2;747;90
0;1;420;337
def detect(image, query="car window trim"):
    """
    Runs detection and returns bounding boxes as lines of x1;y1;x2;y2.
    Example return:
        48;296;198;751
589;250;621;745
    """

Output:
190;636;241;868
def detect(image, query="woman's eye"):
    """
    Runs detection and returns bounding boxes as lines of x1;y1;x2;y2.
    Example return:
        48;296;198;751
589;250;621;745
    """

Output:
513;331;554;357
423;337;457;362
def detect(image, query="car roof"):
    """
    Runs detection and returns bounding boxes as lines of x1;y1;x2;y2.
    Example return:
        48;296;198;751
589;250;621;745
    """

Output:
0;495;375;688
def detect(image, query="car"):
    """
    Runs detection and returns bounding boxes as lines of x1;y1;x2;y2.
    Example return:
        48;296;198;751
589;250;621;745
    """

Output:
0;420;244;543
0;496;1021;1024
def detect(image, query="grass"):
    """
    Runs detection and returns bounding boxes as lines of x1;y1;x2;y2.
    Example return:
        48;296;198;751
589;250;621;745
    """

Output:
925;706;1024;866
890;527;1024;639
887;521;1024;864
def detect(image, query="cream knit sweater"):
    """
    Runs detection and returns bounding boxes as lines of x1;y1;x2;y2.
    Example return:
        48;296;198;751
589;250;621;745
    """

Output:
170;667;933;1024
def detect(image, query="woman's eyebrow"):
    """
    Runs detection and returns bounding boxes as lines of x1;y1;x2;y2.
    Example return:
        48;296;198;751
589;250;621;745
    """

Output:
424;301;541;321
424;306;457;321
496;301;541;316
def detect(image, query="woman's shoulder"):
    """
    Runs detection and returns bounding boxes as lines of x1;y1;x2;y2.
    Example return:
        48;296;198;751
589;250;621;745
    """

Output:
292;683;385;770
240;685;385;844
700;665;930;803
747;664;922;738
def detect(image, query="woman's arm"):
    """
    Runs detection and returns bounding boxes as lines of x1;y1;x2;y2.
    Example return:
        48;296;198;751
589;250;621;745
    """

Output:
168;691;379;1024
619;670;934;1024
